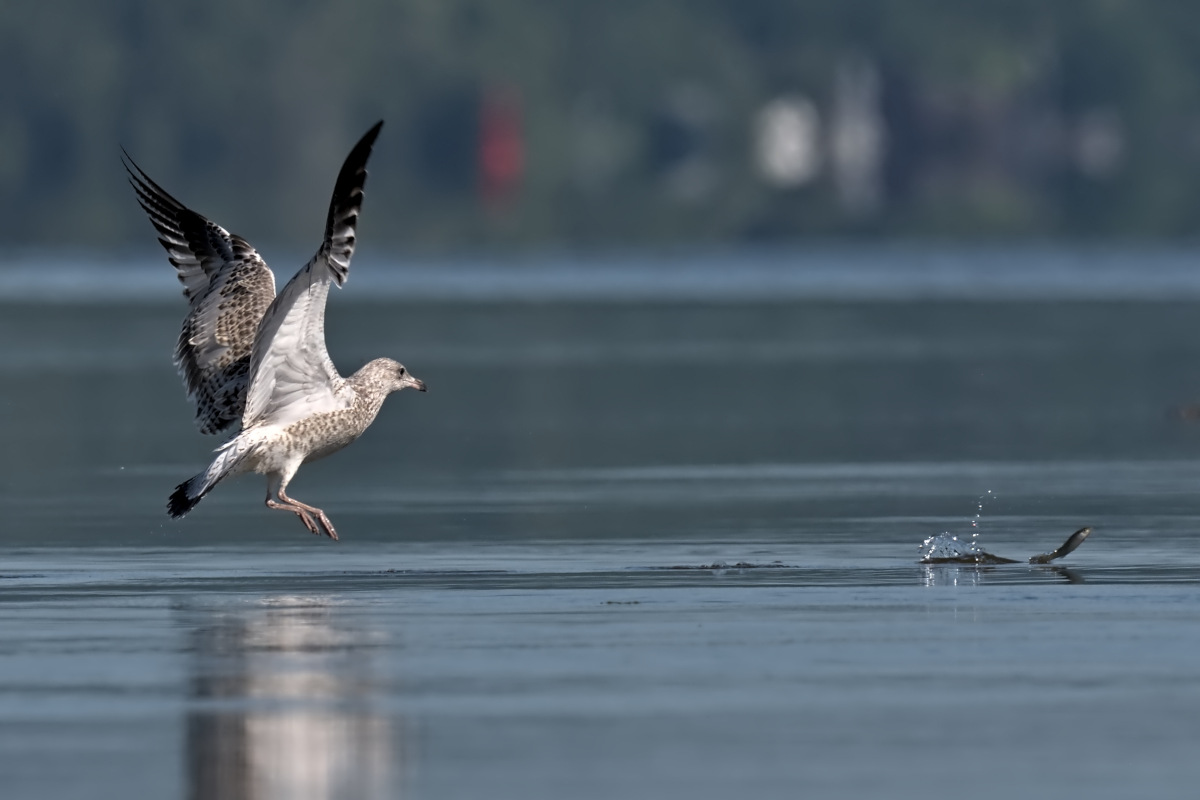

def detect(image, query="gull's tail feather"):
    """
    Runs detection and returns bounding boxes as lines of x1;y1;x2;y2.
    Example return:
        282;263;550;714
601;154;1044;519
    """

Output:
166;438;251;519
168;474;213;518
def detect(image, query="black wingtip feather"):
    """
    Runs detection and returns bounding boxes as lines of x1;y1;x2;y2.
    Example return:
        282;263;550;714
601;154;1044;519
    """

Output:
321;121;384;285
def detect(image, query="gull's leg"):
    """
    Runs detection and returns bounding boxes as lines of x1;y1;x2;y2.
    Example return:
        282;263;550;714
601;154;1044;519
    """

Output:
266;497;325;536
279;489;339;541
265;466;339;541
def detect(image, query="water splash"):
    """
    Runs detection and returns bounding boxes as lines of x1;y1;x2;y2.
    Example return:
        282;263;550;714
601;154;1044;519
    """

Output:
918;531;981;562
918;490;993;562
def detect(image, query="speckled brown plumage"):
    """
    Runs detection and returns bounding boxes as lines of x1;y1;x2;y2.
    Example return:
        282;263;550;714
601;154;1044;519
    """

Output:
169;359;425;540
147;122;427;541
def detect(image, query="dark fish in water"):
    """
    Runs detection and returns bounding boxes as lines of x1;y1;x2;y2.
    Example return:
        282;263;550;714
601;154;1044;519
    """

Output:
922;527;1092;565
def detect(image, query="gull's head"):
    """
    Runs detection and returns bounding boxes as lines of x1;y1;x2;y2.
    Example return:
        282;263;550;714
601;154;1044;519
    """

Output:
361;357;426;394
390;360;426;393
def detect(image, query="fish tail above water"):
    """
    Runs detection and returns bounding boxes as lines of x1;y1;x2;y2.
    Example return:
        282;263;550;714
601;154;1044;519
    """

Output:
1028;527;1092;564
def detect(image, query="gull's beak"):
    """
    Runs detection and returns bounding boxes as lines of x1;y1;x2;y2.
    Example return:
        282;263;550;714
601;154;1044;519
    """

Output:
404;375;427;392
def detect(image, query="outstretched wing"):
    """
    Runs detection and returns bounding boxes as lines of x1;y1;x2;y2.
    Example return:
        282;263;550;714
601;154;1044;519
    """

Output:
124;155;277;434
241;121;383;430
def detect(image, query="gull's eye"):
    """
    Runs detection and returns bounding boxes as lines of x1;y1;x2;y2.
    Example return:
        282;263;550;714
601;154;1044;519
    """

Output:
398;367;406;376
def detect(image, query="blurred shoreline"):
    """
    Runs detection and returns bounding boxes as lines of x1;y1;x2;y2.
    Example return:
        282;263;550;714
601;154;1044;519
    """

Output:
5;242;1200;304
7;241;1200;303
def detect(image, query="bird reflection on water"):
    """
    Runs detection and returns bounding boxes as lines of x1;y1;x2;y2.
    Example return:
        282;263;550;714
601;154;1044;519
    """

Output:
182;597;401;800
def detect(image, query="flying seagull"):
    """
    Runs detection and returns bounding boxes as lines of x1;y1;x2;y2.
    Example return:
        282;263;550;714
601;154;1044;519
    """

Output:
124;121;425;540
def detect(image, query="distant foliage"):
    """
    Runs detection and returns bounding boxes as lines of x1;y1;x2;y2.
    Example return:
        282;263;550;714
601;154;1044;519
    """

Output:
6;0;1200;248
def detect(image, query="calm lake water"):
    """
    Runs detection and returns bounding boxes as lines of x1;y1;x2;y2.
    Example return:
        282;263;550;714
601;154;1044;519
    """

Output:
3;246;1200;799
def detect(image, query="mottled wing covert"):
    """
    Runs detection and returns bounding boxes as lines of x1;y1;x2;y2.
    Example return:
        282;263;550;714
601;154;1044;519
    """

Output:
124;155;277;433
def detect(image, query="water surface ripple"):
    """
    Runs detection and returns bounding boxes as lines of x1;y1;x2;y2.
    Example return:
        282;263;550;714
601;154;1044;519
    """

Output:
4;257;1200;799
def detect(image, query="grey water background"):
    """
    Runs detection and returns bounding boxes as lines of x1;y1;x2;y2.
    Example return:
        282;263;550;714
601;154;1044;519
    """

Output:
4;245;1200;798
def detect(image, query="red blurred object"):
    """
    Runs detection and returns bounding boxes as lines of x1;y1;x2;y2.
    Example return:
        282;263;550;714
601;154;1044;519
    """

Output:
478;86;524;211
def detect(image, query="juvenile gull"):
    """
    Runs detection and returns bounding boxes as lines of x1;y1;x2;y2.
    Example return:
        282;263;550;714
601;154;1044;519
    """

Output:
125;121;426;540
